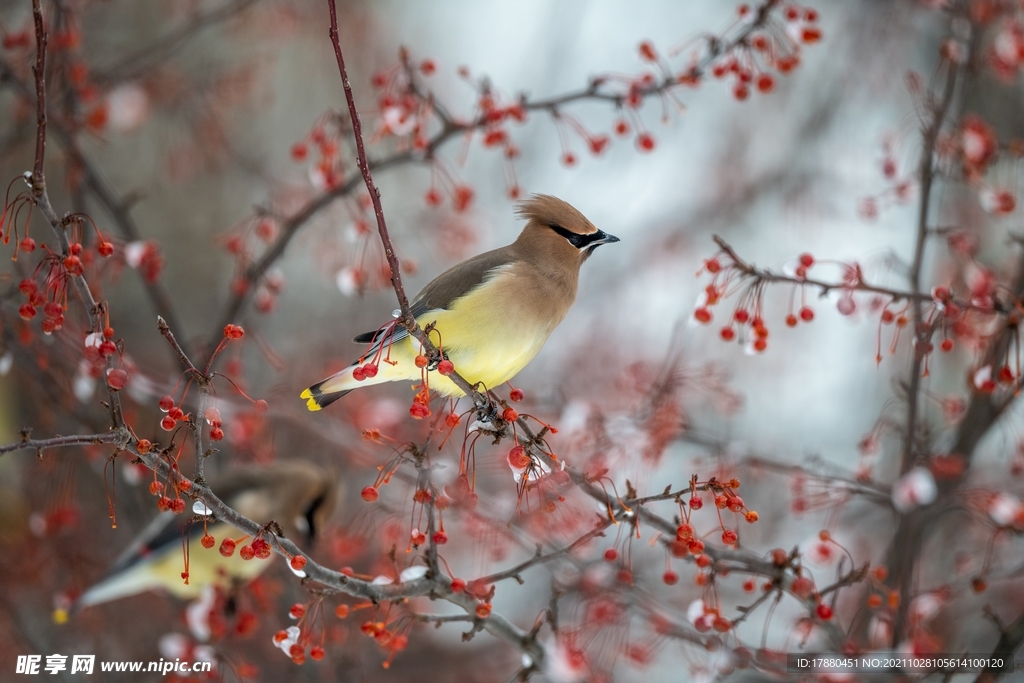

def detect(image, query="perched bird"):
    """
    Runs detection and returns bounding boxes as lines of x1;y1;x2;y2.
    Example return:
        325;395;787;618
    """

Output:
302;194;618;409
71;460;337;611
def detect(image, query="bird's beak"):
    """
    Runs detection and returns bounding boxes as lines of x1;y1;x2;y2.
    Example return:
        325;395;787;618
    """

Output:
592;230;620;246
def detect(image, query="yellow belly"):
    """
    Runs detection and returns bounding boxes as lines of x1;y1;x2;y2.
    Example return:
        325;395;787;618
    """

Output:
145;522;272;599
382;269;568;396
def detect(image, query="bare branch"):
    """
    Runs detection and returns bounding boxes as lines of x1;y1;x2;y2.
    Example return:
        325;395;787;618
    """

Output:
0;431;122;457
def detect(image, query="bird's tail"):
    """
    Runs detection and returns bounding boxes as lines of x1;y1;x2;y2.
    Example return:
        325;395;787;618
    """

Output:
301;363;391;411
72;564;162;613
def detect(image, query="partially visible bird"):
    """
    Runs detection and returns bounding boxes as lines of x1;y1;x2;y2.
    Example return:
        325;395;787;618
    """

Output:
301;194;618;409
71;460;337;611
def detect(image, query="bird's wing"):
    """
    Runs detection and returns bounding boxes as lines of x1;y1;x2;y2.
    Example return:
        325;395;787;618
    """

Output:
104;511;182;577
352;246;518;347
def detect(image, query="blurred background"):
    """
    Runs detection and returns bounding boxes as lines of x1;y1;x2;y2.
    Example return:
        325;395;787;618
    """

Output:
2;0;1020;681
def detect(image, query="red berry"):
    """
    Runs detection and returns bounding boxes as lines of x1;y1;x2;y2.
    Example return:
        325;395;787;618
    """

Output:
432;530;448;544
816;603;833;620
800;307;815;322
409;402;430;419
210;427;224;441
786;314;798;327
508;445;531;469
219;538;236;557
309;646;325;661
437;359;454;375
414;355;428;368
19;236;36;253
694;307;713;324
802;27;822;44
720;327;736;341
639;40;657;62
722;529;738;545
290;603;306;619
201;534;215;549
662;570;678;585
603;548;618;562
239;544;255;561
792;576;815;599
636;132;655;152
106;368;128;389
98;241;114;257
137;439;152;454
509;388;524;402
689;495;703;510
424;188;443;206
253;538;272;559
361;363;378;378
335;604;350;618
63;255;83;275
452;185;474;212
291;143;308;161
352;366;367;382
223;324;245;339
170;498;185;514
18;304;36;320
502;407;518;422
756;73;774;93
361;486;379;502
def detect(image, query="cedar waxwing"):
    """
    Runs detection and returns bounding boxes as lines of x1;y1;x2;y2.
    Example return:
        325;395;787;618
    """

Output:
71;461;337;611
301;195;618;409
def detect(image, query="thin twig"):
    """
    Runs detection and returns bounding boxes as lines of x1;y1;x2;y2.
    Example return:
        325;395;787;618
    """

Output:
0;431;122;457
478;520;614;586
325;0;481;408
903;37;965;476
713;234;991;313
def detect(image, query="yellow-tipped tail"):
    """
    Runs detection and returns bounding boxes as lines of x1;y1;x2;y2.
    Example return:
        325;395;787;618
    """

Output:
299;388;322;411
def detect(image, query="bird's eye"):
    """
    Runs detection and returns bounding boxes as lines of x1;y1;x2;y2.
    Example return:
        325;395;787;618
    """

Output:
568;234;583;247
